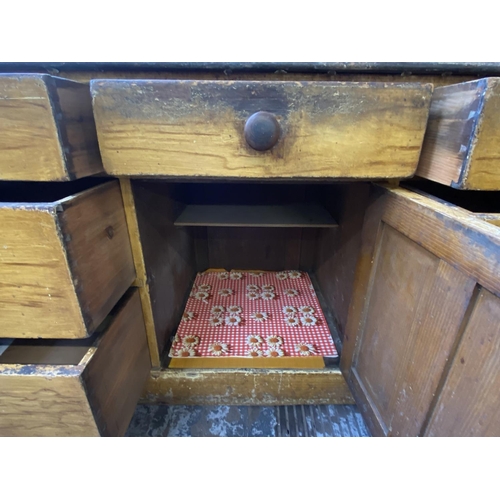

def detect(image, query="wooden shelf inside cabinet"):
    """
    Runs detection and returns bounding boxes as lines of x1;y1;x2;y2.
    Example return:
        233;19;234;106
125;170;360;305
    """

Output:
174;203;338;228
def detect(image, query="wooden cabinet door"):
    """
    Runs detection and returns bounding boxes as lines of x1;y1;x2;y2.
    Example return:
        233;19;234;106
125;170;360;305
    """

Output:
341;184;500;436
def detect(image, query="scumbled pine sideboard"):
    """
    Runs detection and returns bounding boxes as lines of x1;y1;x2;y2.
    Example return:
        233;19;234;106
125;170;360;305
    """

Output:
1;63;500;437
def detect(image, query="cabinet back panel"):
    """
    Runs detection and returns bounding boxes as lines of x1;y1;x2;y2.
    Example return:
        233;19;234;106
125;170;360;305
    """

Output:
206;227;302;271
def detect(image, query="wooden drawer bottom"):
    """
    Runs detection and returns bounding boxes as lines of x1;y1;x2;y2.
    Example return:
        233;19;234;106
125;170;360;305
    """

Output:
0;289;150;436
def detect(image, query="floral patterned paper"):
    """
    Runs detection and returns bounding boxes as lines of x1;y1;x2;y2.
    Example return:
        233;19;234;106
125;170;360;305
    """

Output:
168;270;338;359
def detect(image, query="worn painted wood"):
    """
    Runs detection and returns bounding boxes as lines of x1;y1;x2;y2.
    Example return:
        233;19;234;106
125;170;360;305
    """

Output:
50;69;469;87
387;261;476;436
91;80;432;180
0;74;103;181
126;403;370;437
0;365;99;437
0;289;150;437
416;78;500;190
424;289;500;436
352;225;476;436
380;188;500;296
174;203;337;228
168;357;325;369
342;184;500;436
475;213;500;226
142;367;354;406
0;181;135;339
0;204;86;338
119;178;161;367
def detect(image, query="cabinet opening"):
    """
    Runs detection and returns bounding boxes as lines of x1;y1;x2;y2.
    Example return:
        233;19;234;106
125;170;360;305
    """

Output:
132;180;371;370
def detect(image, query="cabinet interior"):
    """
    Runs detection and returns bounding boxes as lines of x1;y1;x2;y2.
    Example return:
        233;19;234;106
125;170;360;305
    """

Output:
132;179;372;366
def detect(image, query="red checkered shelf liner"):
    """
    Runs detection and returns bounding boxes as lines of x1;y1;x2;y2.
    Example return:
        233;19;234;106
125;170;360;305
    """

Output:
169;270;338;359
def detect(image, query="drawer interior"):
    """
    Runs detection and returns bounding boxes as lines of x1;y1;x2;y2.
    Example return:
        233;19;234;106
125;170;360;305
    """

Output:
0;288;151;436
0;336;98;365
0;177;108;204
131;179;370;370
404;179;500;224
0;316;110;366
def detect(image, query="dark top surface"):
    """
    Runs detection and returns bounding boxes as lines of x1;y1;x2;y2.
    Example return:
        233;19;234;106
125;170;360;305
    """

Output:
1;62;500;75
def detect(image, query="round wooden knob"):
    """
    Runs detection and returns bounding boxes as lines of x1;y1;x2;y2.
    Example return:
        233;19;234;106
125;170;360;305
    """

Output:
244;111;281;151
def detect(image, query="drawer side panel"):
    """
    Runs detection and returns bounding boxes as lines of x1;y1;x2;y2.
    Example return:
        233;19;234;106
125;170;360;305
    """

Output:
57;182;136;332
82;289;151;437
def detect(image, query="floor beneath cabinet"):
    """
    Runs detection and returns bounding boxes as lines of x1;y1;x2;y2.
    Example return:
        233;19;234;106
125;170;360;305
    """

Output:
125;404;370;437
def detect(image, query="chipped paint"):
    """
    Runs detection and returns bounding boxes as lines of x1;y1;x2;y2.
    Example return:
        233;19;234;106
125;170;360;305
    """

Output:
126;404;369;437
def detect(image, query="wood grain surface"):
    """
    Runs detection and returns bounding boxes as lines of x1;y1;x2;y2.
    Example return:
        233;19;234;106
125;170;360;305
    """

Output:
119;178;161;367
0;364;99;437
467;78;500;189
58;181;136;333
416;78;500;190
0;181;135;339
0;204;86;338
142;368;354;406
342;184;500;436
82;289;151;437
0;289;151;436
91;80;432;179
425;288;500;436
0;74;103;181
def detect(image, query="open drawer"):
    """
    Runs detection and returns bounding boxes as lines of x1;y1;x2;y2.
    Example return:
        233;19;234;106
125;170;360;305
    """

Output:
0;74;103;181
0;179;135;339
416;77;500;190
342;182;500;436
0;289;151;436
405;179;500;226
91;80;432;180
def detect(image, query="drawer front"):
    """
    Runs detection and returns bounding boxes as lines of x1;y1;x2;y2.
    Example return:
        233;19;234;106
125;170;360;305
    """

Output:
91;80;432;180
0;181;136;339
0;74;103;181
416;77;500;190
0;289;151;437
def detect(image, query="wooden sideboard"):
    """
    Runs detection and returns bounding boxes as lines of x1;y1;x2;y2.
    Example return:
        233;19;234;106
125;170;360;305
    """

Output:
1;63;500;436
